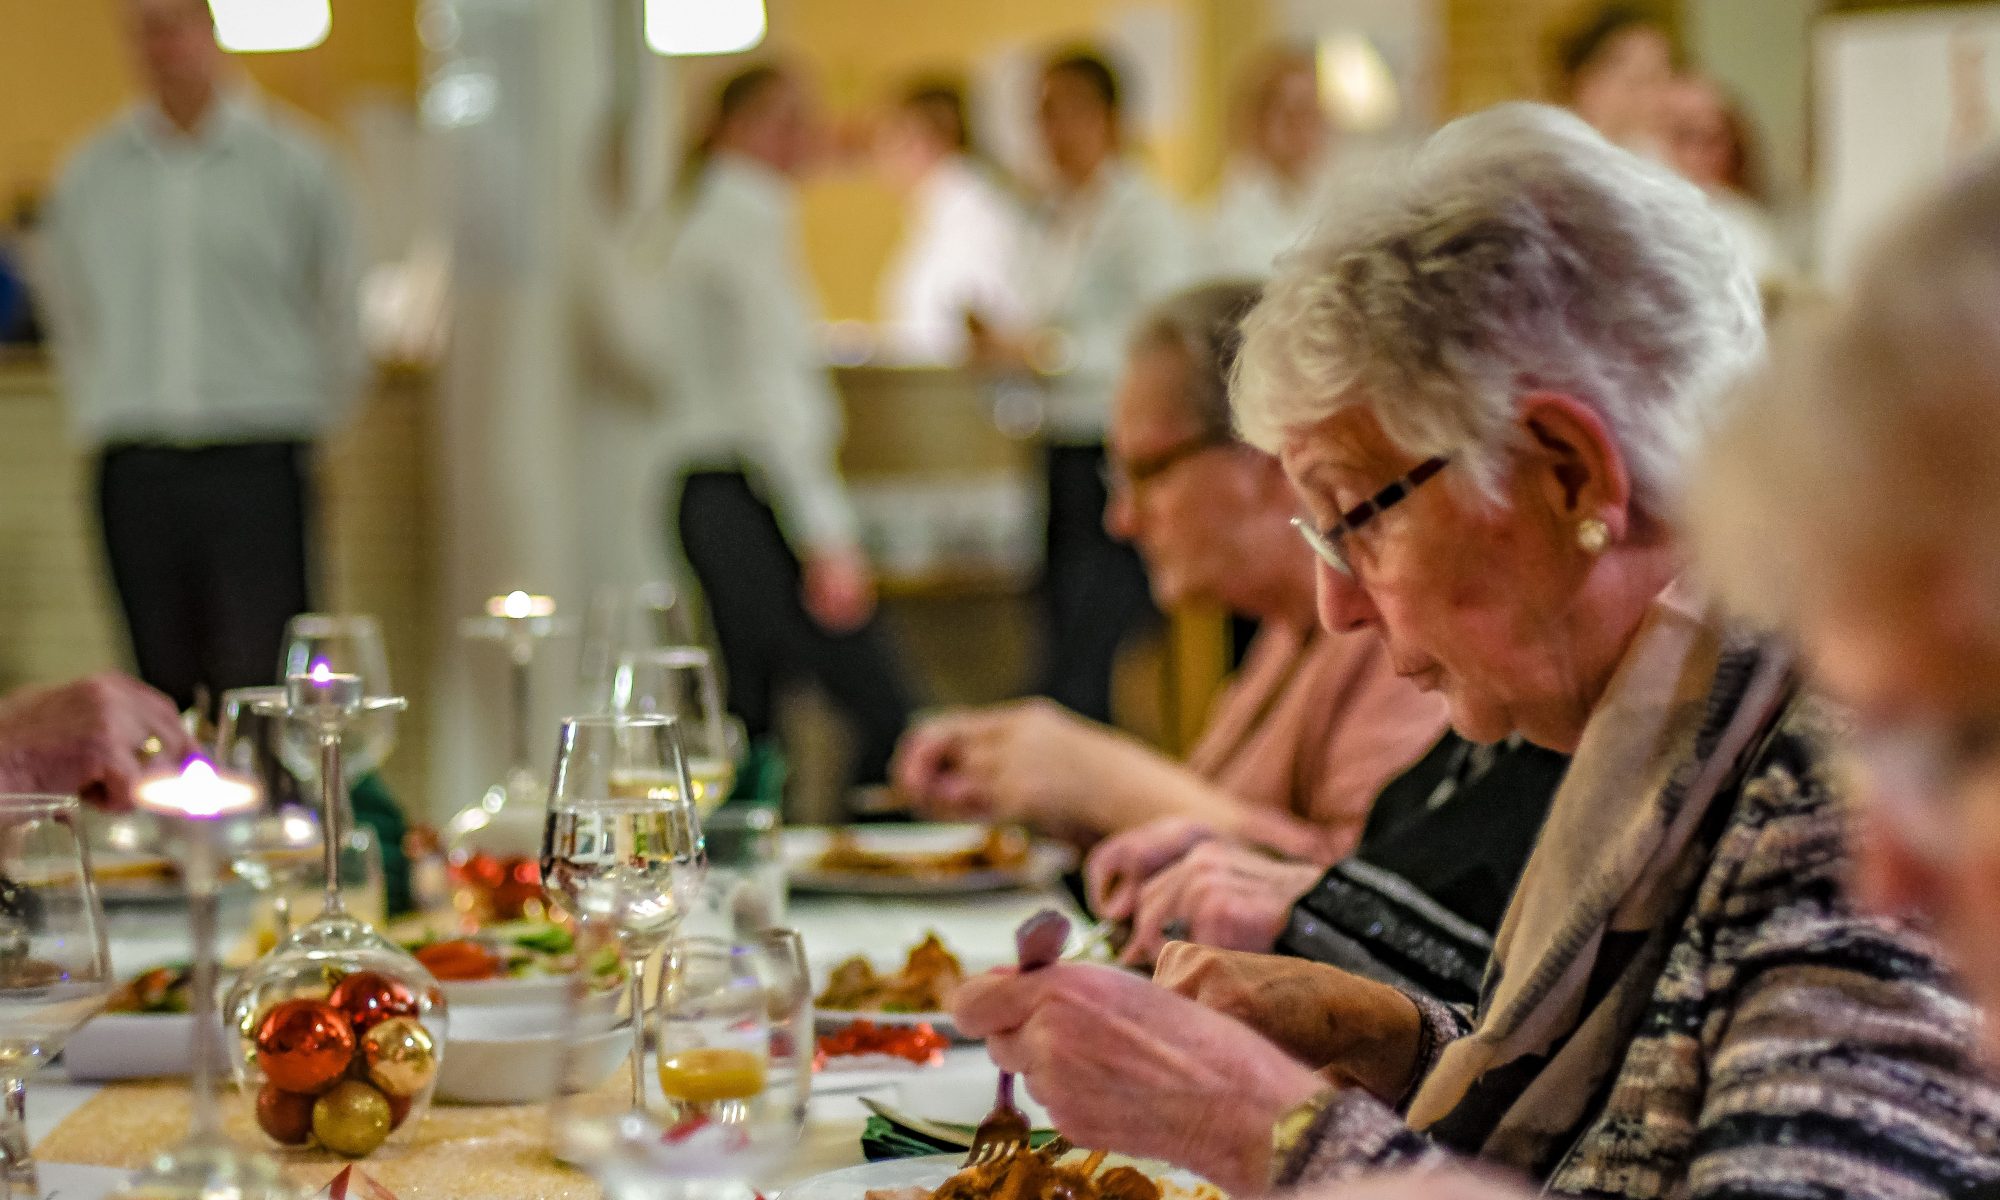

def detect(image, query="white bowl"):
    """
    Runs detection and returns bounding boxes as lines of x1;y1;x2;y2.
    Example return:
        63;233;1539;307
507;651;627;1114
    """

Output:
441;974;570;1008
434;1002;628;1105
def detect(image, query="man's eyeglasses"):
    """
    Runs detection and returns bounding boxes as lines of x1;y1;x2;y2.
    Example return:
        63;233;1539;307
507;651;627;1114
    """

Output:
1101;437;1228;497
1291;456;1450;578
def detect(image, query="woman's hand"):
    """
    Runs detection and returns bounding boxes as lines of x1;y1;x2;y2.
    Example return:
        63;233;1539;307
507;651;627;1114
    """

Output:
889;699;1121;831
1084;817;1222;921
951;961;1327;1194
1154;943;1424;1103
802;548;877;633
1118;842;1321;966
0;673;191;810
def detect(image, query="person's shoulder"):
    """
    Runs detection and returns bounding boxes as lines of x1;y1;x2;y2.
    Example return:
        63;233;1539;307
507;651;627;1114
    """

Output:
234;98;346;178
54;112;144;191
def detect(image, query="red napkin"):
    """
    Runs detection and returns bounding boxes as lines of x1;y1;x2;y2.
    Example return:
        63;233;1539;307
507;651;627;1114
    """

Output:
312;1165;400;1200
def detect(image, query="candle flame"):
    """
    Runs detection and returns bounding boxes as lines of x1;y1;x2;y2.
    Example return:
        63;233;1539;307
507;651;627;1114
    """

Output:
309;660;332;683
503;590;532;618
136;754;261;819
182;757;218;785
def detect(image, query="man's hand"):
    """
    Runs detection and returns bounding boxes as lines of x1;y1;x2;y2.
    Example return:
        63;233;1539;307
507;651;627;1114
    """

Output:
802;548;877;633
0;673;191;809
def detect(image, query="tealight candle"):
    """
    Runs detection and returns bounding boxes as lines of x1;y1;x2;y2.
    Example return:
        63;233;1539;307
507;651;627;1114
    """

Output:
287;660;363;720
135;756;262;821
486;590;556;620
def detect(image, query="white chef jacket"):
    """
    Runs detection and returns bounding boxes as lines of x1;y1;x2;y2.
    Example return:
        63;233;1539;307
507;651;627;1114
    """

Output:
877;157;1028;365
659;154;860;552
1019;161;1196;443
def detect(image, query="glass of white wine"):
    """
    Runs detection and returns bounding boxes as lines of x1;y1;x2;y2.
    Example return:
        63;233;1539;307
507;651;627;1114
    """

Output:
540;714;705;1117
609;647;742;816
0;796;113;1200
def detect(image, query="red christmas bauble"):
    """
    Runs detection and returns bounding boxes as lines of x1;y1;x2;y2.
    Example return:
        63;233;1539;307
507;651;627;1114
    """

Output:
254;1084;316;1145
327;971;419;1035
253;999;355;1094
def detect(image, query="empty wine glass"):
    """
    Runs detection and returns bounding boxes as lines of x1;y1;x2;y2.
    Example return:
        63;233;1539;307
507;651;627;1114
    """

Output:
540;715;706;1117
577;583;698;713
609;647;744;816
0;796;113;1200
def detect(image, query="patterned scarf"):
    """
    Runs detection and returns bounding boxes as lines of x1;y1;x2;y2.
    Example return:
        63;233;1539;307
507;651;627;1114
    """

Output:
1403;582;1794;1172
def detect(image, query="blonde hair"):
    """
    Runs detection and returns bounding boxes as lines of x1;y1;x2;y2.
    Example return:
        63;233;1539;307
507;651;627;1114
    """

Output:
1231;102;1763;518
1690;152;2000;627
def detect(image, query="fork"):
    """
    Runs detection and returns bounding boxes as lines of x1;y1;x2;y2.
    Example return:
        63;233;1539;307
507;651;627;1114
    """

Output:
964;908;1072;1167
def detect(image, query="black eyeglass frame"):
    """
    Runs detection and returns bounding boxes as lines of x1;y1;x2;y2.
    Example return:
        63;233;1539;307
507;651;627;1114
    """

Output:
1290;456;1450;577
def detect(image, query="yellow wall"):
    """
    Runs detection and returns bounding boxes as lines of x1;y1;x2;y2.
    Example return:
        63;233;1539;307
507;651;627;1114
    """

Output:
748;0;1275;321
0;0;419;202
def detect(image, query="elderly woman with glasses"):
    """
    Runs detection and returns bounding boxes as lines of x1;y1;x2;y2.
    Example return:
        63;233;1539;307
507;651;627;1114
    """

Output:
950;103;2000;1200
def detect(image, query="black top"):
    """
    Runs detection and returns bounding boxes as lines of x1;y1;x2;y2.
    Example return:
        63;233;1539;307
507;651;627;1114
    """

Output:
1276;732;1568;1006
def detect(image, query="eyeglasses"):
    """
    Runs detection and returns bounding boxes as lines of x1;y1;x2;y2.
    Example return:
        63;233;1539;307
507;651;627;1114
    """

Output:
1291;456;1449;578
1100;437;1227;498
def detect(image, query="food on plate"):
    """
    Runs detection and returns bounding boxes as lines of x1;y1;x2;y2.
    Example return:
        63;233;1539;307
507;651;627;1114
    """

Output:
814;826;1031;879
398;918;612;983
411;938;503;981
105;963;193;1014
816;933;965;1013
865;1147;1183;1200
813;1019;950;1067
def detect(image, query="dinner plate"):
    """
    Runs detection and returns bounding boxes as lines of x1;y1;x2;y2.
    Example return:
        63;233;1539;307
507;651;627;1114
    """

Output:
776;1153;1219;1200
783;825;1072;897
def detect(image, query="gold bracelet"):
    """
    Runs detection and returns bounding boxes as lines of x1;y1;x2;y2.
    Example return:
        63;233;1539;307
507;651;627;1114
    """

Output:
1269;1087;1340;1185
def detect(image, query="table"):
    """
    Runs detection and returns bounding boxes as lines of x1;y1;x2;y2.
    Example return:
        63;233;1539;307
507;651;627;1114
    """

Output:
29;886;1077;1198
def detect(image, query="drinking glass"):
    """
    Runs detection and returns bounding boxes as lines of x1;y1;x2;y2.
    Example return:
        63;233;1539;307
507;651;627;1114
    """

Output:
577;582;698;713
540;715;706;1115
684;806;785;939
277;614;397;781
609;647;743;816
551;924;809;1200
0;796;113;1200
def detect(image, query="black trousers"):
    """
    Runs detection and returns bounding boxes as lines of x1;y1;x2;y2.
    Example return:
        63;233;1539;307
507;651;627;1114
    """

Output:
96;441;313;713
1038;443;1156;725
676;470;915;788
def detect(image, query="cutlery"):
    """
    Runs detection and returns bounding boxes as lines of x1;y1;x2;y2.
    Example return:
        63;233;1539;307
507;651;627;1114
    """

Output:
964;908;1070;1167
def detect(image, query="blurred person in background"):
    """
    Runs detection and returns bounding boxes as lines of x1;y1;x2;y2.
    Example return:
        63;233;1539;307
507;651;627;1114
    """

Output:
896;282;1444;859
873;78;1028;364
1691;152;2000;1073
664;64;917;790
1208;46;1337;277
975;46;1197;726
1552;3;1676;157
40;0;362;715
1663;72;1792;289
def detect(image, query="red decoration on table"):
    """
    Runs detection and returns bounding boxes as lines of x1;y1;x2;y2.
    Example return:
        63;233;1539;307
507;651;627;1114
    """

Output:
328;972;419;1035
255;1083;317;1145
312;1164;401;1200
255;999;358;1094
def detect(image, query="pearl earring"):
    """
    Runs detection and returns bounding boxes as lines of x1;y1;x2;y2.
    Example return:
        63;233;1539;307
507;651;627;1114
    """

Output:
1577;518;1609;554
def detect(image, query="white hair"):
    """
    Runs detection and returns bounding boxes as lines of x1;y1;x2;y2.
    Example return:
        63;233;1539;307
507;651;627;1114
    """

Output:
1232;102;1764;516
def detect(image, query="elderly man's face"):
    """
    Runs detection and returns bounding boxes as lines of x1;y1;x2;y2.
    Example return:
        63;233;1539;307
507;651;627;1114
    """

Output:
1103;344;1277;612
1799;560;2000;1060
1281;404;1604;750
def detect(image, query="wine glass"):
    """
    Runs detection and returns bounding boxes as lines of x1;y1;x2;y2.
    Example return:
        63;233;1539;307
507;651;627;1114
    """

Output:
540;715;706;1117
577;583;698;713
0;796;113;1200
277;614;396;781
551;926;810;1200
609;647;744;816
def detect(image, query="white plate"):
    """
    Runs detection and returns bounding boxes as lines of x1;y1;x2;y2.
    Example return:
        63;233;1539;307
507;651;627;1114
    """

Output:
441;974;570;1008
784;825;1071;897
891;1056;1052;1128
777;1153;1217;1200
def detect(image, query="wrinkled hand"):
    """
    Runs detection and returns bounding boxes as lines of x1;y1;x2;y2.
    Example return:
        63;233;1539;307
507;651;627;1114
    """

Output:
1085;817;1222;921
0;673;191;810
1118;841;1321;965
952;961;1326;1194
802;548;877;634
889;699;1114;831
1154;943;1423;1102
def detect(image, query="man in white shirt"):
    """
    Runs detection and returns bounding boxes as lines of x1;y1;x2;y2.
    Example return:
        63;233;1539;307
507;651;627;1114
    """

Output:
665;65;916;790
873;81;1028;364
41;0;361;713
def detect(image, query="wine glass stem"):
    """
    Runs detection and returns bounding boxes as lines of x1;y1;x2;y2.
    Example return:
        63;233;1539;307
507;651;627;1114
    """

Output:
319;728;347;917
186;831;222;1140
625;945;650;1111
0;1076;35;1200
272;890;293;941
508;646;534;777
